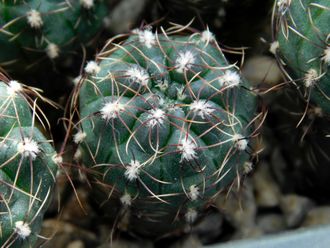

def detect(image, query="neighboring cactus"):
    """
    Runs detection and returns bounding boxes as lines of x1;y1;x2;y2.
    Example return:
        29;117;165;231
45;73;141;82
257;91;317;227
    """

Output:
273;0;330;113
73;25;260;237
0;72;59;247
0;0;108;72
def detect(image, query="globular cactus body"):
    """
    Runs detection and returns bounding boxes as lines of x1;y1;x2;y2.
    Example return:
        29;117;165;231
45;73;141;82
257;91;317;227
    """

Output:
74;26;259;237
0;0;107;72
0;74;58;247
274;0;330;113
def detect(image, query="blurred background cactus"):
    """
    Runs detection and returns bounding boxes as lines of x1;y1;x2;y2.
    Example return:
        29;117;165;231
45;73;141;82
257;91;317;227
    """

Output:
0;0;108;102
0;0;107;73
72;24;261;237
273;0;330;113
0;72;59;247
267;0;330;202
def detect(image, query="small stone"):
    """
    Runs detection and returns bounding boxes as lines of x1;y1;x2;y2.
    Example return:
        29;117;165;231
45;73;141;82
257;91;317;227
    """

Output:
98;239;154;248
67;240;85;248
105;0;149;33
169;235;202;248
302;207;330;227
38;220;97;248
253;163;281;208
280;194;314;227
232;226;264;240
242;56;282;86
256;214;286;234
189;212;223;243
216;179;256;229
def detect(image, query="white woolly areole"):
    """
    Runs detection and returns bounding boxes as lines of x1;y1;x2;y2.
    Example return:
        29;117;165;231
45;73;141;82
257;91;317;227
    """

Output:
26;10;43;29
85;61;101;75
201;30;215;44
120;193;132;206
124;160;141;181
17;138;40;160
179;138;198;161
304;69;318;88
176;86;187;101
243;162;253;174
219;70;241;88
134;29;156;49
120;193;132;207
80;0;94;9
126;66;149;86
73;130;87;144
147;108;165;127
322;46;330;64
156;80;169;92
185;208;198;223
233;134;248;151
46;43;60;59
100;101;125;120
269;41;279;55
175;50;195;73
6;80;22;96
14;221;31;239
52;154;63;164
190;100;214;119
188;185;199;201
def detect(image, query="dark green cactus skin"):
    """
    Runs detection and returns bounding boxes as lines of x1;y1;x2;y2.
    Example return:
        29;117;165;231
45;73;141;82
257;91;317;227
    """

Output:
0;77;58;247
0;0;107;72
275;0;330;113
75;28;258;237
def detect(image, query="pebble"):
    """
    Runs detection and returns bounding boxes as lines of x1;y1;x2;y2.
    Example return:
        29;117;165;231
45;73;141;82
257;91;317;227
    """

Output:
216;179;256;229
67;240;85;248
280;194;314;228
302;207;330;227
104;0;150;34
252;163;281;208
232;226;264;240
242;56;282;86
39;220;98;248
256;214;286;234
98;240;154;248
191;211;224;243
169;235;202;248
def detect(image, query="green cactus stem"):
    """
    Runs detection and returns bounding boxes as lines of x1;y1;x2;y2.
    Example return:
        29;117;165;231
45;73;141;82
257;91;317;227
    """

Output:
0;0;107;73
0;72;59;247
273;0;330;113
73;25;260;237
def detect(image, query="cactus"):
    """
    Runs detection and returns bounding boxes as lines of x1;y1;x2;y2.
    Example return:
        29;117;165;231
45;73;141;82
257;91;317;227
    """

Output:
0;0;108;72
273;0;330;113
72;25;260;237
0;72;59;247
